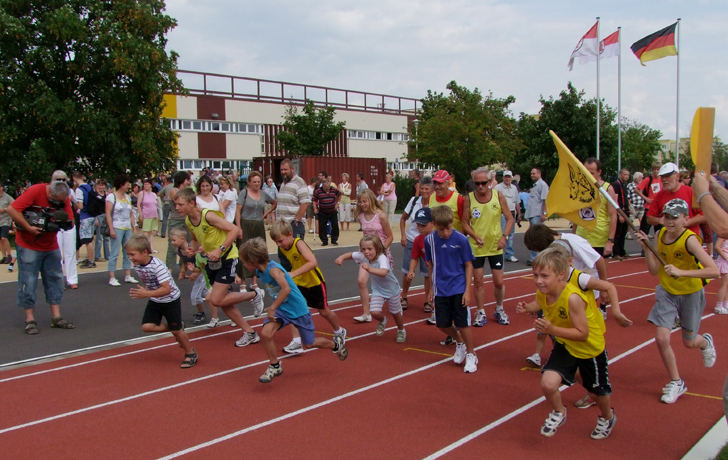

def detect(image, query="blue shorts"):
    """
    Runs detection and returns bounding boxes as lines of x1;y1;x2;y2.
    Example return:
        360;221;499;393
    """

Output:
265;311;316;346
401;239;428;275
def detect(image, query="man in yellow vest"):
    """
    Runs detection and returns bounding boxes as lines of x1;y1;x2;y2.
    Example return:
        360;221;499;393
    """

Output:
429;170;464;232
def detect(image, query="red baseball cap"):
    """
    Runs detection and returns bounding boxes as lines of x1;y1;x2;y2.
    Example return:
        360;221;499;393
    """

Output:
433;170;451;183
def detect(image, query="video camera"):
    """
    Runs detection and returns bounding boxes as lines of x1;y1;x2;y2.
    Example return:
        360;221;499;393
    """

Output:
22;206;73;233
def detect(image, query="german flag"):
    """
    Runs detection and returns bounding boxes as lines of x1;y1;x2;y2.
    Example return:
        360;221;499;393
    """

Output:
630;23;677;65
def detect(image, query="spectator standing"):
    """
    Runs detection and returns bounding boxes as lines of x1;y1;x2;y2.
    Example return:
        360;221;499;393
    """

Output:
195;175;220;212
306;177;317;234
313;178;341;246
626;172;645;239
130;183;141;234
106;174;139;287
277;159;310;239
137;178;160;254
636;162;663;237
55;172;78;288
611;168;631;259
73;171;95;273
646;162;705;236
525;168;549;266
93;179;110;262
0;183;15;265
409;169;421;199
379;173;397;226
216;175;238;223
6;178;76;334
338;173;353;231
494;170;521;262
262;175;278;227
158;175;173;238
165;171;192;272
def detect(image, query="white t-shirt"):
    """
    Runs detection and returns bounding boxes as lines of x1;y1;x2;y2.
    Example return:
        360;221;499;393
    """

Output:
352;252;400;298
560;232;602;299
196;195;220;212
402;197;424;242
133;256;180;303
217;189;237;222
106;193;133;230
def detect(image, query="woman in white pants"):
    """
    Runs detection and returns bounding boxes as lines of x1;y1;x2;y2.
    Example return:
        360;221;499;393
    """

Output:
338;173;352;231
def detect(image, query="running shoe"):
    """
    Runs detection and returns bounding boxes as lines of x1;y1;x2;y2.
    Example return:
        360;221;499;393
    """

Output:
396;329;407;343
259;364;282;383
283;340;304;354
333;335;348;360
526;353;542;367
701;333;716;368
426;312;436;325
335;327;347;344
207;317;220;328
473;310;487;327
591;410;617;439
124;276;138;284
193;312;206;325
376;317;388;336
672;316;682;330
661;379;687;404
575;394;596;409
494;309;510;325
353;314;372;323
714;306;728;315
463;353;478;373
440;336;455;346
453;342;466;364
251;287;266;317
7;261;14;272
109;278;121;287
541;410;567;437
235;331;260;347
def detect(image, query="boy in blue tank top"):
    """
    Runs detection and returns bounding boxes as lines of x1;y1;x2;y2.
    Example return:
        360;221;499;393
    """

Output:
239;237;348;383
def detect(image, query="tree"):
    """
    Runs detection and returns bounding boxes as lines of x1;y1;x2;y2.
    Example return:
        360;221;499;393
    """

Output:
406;80;523;188
0;0;184;187
619;119;662;174
276;100;346;156
714;138;728;171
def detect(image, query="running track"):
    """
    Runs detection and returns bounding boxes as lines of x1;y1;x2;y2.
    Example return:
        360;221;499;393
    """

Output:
1;258;726;459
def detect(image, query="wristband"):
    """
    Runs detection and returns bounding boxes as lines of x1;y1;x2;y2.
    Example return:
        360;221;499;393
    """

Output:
608;238;615;243
697;191;712;204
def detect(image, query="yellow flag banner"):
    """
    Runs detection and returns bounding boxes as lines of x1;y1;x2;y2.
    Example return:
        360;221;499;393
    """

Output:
546;130;601;231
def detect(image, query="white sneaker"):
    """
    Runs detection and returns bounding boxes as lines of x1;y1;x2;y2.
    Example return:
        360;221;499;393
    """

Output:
235;331;260;347
426;312;436;325
207;317;220;328
124;276;138;284
334;327;348;344
701;333;716;368
109;278;120;287
661;379;687;404
463;353;478;373
714;306;728;315
283;340;304;354
526;353;542;367
507;256;519;262
453;342;466;364
541;410;567;437
376;317;388;336
396;329;406;343
473;310;487;327
353;314;372;323
230;321;237;327
251;287;265;317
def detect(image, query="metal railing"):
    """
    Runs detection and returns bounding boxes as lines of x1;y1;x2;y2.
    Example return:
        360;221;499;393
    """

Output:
175;70;421;115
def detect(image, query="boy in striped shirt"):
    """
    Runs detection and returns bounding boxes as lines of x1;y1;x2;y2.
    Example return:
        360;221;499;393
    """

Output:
125;234;197;369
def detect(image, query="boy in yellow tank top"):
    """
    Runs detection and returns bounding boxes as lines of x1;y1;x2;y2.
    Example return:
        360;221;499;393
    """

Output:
270;220;347;354
516;246;616;439
175;187;265;348
635;198;719;404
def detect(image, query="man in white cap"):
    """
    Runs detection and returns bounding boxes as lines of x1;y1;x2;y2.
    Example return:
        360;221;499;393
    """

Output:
646;162;705;235
494;170;520;262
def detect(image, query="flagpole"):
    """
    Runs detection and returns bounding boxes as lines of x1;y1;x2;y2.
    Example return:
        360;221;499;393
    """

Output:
675;18;681;168
617;27;622;173
596;17;601;160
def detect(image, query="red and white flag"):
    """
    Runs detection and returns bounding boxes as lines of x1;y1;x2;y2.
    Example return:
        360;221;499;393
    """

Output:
568;21;598;71
599;30;620;60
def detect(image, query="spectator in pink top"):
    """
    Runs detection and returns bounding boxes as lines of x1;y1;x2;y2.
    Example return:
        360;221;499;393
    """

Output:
138;178;160;253
379;173;397;226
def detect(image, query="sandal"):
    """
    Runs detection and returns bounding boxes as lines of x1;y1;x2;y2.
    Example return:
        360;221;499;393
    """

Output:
50;316;75;329
25;320;39;335
400;298;408;310
424;302;433;313
181;348;198;369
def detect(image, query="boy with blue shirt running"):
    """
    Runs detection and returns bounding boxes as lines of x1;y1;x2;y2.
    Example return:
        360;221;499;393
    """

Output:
425;206;478;373
239;237;348;383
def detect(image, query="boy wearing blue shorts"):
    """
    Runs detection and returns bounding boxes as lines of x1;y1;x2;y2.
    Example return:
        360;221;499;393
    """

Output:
239;237;348;383
425;206;477;373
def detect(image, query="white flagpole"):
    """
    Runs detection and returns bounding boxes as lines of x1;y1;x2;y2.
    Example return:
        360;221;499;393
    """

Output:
617;27;622;172
596;17;601;160
675;18;681;168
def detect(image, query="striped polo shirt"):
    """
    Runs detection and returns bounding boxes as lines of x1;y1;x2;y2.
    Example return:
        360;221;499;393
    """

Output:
277;174;310;223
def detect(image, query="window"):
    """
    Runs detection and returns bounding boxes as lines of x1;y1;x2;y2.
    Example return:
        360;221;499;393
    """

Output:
181;120;191;130
192;121;202;130
222;161;232;169
182;160;193;169
212;161;221;169
248;124;257;133
211;122;220;131
221;123;231;132
193;161;205;169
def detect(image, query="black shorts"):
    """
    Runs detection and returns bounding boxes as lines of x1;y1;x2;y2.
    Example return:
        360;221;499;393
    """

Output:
205;257;237;285
543;341;612;396
142;297;183;331
299;283;328;310
0;225;9;239
472;254;504;271
435;294;470;329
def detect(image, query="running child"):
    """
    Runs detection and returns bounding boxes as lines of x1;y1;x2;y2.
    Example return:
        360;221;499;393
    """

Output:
270;220;347;354
174;187;264;347
168;226;218;326
515;246;616;439
425;206;478;372
239;237;348;383
125;235;197;369
635;198;719;404
714;235;728;314
336;234;407;343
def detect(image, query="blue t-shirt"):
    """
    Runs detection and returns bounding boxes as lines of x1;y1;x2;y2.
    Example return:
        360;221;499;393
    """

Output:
257;260;309;319
425;229;474;297
78;183;94;220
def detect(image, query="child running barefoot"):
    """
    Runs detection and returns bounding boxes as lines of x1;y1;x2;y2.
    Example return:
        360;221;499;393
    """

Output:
636;199;720;404
125;235;197;369
239;238;348;383
516;246;617;439
714;236;728;314
335;234;407;343
270;220;347;354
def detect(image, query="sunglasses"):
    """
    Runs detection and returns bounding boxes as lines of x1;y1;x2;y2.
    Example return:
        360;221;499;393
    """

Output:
474;181;489;186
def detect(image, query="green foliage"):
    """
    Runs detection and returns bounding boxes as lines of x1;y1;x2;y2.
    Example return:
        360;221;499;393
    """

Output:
0;0;185;187
277;100;346;156
392;174;415;211
619;119;663;173
406;81;523;189
714;138;728;171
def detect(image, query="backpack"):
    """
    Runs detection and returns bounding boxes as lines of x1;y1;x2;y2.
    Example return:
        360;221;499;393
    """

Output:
82;184;106;217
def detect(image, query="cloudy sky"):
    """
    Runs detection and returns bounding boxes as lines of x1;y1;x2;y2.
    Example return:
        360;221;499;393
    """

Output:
165;0;727;143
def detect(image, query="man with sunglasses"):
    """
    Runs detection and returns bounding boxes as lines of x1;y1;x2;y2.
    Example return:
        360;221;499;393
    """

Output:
461;167;514;327
6;171;76;335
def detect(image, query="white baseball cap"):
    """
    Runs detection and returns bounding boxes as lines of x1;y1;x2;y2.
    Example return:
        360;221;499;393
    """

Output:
658;162;679;176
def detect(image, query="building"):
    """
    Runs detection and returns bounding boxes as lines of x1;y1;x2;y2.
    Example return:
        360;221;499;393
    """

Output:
161;71;428;177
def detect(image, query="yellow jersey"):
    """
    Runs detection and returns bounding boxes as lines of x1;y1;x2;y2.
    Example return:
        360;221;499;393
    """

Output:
430;191;462;232
657;228;707;295
467;191;503;257
185;209;239;261
576;182;610;247
278;238;325;288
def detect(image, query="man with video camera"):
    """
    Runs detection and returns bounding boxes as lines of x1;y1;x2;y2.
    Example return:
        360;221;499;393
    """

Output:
6;171;76;335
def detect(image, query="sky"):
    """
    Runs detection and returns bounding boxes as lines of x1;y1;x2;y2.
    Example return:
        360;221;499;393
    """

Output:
164;0;728;143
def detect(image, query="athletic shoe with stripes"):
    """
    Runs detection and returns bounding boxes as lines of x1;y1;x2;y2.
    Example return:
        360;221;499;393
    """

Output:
259;364;282;383
251;287;265;317
333;335;348;360
453;342;466;364
473;310;487;327
661;379;686;404
235;331;260;347
701;333;716;368
541;409;566;437
591;410;617;439
283;340;304;354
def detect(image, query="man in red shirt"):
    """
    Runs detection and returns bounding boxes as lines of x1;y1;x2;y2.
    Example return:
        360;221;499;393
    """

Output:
637;162;663;236
647;162;704;234
6;176;76;335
